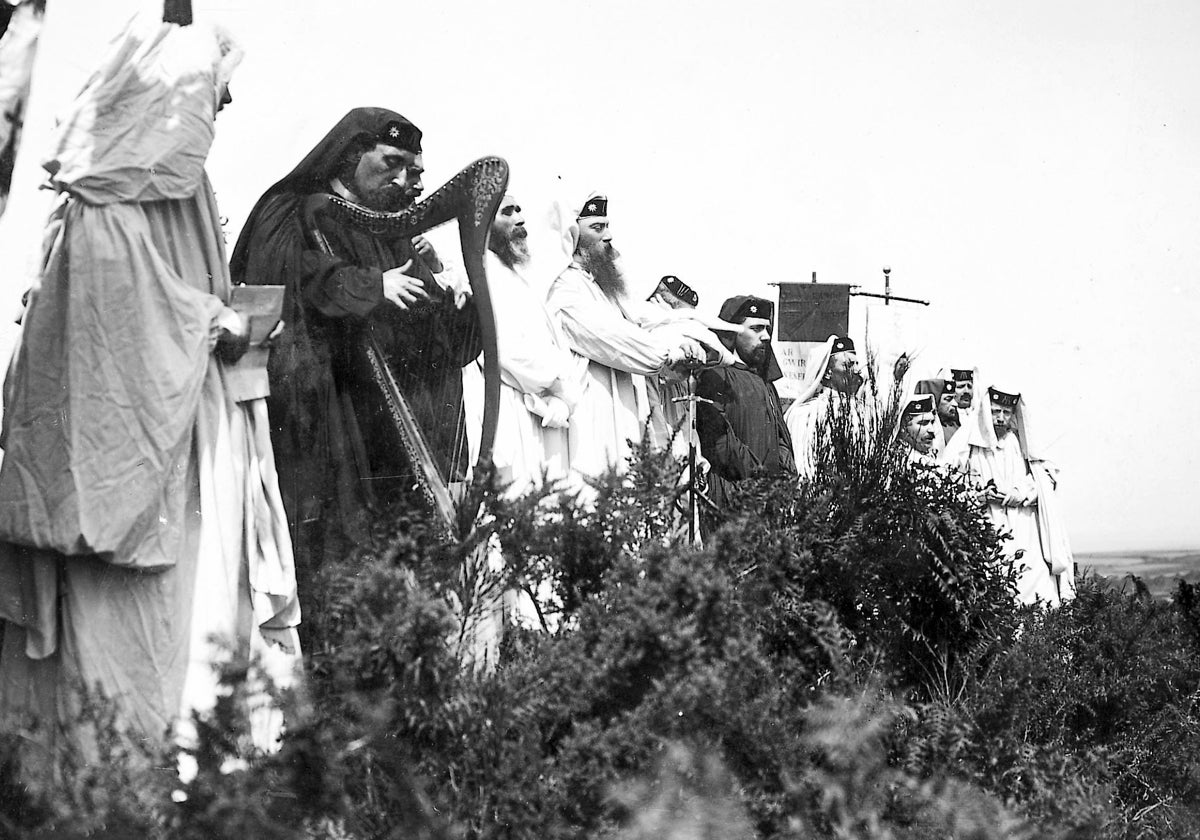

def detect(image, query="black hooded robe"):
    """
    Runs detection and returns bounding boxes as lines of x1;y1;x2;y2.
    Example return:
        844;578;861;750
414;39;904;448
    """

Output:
229;109;481;568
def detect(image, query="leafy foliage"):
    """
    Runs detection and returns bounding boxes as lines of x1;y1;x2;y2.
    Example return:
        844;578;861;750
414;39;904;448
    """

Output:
3;380;1200;839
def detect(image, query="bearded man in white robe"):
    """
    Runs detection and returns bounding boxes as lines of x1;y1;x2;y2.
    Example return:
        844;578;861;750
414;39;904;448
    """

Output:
941;385;1075;607
547;193;707;482
472;194;581;490
455;195;587;639
783;335;865;479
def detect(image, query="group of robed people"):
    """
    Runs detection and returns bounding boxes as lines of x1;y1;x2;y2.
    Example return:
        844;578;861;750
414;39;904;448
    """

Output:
0;12;1074;764
782;347;1075;608
632;285;1074;611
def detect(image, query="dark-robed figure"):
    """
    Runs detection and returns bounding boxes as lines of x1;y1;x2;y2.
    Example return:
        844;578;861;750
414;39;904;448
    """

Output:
229;108;481;569
697;296;796;510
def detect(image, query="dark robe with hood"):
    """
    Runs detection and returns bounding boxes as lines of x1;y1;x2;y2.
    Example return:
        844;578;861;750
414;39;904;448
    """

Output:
697;296;795;510
229;108;481;566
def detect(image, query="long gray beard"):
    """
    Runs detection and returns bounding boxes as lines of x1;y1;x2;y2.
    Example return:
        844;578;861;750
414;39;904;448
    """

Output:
581;247;626;299
491;232;530;270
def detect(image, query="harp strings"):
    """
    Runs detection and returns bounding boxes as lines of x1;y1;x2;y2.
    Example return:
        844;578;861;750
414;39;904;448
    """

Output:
310;157;508;508
447;286;478;486
301;193;460;524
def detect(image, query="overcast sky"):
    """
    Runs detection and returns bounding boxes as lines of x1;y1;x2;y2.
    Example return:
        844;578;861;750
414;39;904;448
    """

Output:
3;0;1198;552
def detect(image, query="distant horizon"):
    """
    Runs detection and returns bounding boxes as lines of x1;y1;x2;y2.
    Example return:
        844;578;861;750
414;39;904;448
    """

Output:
1074;546;1200;557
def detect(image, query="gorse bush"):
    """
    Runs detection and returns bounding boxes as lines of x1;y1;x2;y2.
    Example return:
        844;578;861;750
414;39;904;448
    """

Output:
3;372;1200;839
708;365;1019;700
947;578;1200;840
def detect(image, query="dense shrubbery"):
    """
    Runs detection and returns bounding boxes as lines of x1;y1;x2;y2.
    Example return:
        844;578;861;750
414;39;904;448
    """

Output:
3;387;1200;839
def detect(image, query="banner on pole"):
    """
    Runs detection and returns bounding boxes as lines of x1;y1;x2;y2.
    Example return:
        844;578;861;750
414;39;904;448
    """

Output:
777;283;851;343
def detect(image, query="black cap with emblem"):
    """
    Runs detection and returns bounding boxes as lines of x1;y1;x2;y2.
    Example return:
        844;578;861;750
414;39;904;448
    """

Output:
578;193;608;219
988;387;1020;407
377;118;422;153
903;394;936;416
657;275;699;307
718;295;774;324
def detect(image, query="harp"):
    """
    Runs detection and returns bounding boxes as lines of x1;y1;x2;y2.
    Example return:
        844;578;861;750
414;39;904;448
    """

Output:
301;156;508;539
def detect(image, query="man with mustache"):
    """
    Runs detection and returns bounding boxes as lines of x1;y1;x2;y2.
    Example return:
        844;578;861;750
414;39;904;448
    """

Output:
546;192;705;481
696;296;795;510
480;194;580;488
230;108;481;577
896;393;940;465
942;367;977;414
459;194;585;636
935;379;962;445
914;377;959;450
784;335;866;479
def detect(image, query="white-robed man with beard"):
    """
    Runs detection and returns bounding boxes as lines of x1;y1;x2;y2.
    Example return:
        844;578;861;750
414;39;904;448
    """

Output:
457;194;585;638
941;385;1075;607
546;192;712;482
783;335;865;479
468;194;582;490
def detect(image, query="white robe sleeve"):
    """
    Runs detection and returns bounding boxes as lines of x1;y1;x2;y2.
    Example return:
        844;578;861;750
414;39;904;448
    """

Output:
495;309;570;397
549;268;674;376
489;256;577;399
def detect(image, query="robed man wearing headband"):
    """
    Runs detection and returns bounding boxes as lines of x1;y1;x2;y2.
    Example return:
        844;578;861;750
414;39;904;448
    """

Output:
648;275;699;311
547;192;707;482
941;385;1075;607
896;393;940;466
697;296;795;509
230;108;480;573
784;335;865;479
915;377;959;450
941;367;977;414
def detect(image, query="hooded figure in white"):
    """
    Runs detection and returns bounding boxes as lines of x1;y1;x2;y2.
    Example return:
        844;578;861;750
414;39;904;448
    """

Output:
783;335;865;479
0;14;300;755
940;384;1075;606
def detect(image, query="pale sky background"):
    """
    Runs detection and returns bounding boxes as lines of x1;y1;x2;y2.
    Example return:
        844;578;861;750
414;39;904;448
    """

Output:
1;0;1198;552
